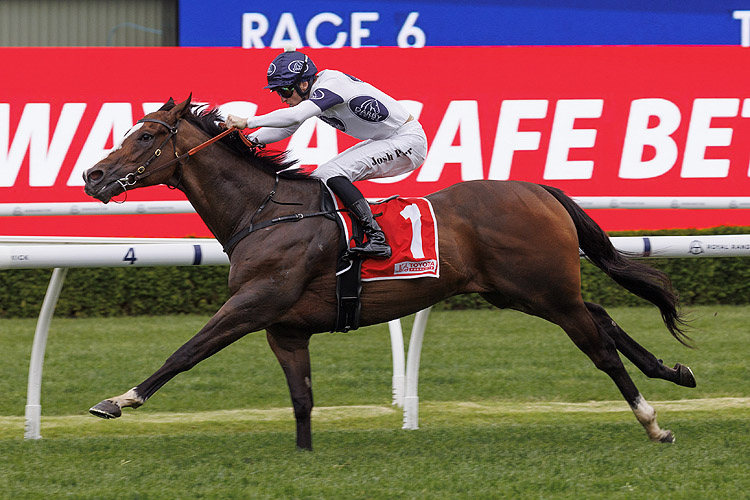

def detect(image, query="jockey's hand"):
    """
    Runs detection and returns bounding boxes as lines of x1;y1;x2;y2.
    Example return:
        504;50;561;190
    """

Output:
226;114;248;130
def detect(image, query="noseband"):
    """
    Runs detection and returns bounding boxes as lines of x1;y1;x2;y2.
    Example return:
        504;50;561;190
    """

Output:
116;118;183;192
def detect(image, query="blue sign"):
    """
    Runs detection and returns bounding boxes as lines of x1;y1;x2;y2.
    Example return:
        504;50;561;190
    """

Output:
179;0;750;47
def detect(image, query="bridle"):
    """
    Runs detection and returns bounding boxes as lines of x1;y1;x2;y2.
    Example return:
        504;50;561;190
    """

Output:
115;118;254;193
109;115;341;255
115;118;181;192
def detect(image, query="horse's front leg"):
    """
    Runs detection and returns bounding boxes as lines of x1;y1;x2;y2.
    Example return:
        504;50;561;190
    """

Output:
266;330;314;450
89;288;276;419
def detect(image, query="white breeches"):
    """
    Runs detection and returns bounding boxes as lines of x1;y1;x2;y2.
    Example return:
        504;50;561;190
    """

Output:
310;120;427;183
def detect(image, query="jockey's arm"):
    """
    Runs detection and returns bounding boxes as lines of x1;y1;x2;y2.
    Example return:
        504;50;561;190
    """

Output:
229;100;320;145
246;100;320;128
247;125;300;145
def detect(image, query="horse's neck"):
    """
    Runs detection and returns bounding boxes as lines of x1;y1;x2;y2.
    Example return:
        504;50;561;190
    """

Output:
178;147;314;244
177;152;270;242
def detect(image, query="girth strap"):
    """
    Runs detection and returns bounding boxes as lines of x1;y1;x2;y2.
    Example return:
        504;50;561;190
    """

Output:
223;209;338;255
224;176;343;255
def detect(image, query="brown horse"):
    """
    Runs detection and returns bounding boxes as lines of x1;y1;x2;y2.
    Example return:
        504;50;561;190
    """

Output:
83;96;696;450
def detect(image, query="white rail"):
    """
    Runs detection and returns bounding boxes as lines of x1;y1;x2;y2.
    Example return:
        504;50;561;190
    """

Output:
0;236;216;245
571;196;750;210
3;196;750;218
3;235;750;271
0;201;195;217
0;243;228;269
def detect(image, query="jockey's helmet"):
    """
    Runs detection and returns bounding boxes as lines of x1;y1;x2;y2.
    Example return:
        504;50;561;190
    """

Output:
264;48;318;97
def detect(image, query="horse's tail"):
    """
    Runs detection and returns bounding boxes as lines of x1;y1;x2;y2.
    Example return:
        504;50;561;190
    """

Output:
540;184;692;347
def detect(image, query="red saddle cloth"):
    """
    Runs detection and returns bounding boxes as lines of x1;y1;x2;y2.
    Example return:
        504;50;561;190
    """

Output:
337;196;440;281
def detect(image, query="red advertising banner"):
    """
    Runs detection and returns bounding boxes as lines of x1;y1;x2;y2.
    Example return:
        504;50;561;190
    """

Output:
2;46;750;237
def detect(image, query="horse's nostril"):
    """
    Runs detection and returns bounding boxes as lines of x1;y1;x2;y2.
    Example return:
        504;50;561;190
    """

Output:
88;170;103;182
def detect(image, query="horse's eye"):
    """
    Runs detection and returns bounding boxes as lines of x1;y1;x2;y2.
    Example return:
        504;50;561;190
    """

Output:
139;133;154;142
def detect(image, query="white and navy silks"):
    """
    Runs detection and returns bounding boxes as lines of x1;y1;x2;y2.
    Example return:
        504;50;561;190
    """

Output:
246;70;428;182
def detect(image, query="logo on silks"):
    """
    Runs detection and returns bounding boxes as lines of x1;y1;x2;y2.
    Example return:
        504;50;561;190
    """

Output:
349;96;389;122
267;63;276;76
311;89;326;100
288;60;305;73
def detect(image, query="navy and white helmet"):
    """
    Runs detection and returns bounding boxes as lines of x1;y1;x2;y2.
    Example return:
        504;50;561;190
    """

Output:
264;48;318;92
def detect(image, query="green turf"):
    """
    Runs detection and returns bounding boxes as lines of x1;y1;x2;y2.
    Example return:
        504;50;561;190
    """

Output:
1;306;748;499
1;411;748;500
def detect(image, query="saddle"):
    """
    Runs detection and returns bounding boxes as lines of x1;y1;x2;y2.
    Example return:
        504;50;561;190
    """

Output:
324;186;441;332
322;184;442;332
224;180;437;333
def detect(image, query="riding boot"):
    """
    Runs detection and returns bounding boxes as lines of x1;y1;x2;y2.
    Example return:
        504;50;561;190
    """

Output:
346;198;392;259
326;175;392;259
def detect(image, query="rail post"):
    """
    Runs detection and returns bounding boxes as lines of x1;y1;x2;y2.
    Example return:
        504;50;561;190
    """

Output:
25;267;68;439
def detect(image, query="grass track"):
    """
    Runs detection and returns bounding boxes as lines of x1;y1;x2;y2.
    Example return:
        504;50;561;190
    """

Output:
2;410;748;500
1;397;748;440
1;307;749;498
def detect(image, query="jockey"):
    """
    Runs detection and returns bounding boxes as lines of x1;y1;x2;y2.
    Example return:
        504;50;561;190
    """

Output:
226;48;428;259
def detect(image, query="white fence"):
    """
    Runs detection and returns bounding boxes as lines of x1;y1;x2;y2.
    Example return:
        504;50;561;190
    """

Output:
4;196;750;217
0;242;228;268
4;234;750;271
0;201;195;217
3;198;750;437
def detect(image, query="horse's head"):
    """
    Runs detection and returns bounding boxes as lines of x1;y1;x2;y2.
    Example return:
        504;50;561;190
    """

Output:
83;95;194;203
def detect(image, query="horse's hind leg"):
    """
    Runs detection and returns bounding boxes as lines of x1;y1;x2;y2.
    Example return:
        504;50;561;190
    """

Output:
266;330;314;451
585;302;696;388
552;303;675;443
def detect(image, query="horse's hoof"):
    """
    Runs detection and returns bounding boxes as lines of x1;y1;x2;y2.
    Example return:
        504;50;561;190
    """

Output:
674;363;697;388
658;430;675;443
89;400;122;419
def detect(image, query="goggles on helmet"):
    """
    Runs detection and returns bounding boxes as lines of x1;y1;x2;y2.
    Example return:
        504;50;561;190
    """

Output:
272;85;295;99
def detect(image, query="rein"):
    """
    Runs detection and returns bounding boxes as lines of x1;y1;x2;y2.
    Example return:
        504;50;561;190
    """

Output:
115;119;249;191
114;116;341;256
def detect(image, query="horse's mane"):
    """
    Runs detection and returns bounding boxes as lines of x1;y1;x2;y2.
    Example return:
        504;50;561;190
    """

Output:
166;100;308;180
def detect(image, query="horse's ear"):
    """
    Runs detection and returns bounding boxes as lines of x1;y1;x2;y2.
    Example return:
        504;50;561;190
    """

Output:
172;94;193;117
159;97;176;111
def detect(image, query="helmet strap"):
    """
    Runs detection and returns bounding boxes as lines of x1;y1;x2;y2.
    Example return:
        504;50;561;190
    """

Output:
291;54;312;98
294;79;313;98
